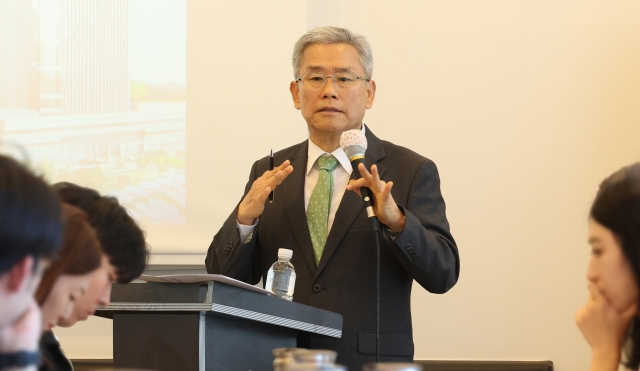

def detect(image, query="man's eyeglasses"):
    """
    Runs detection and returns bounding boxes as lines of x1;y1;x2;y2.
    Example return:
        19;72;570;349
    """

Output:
296;72;370;90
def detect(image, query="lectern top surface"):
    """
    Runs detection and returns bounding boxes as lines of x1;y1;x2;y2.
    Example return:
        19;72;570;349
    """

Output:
138;274;271;295
99;278;343;338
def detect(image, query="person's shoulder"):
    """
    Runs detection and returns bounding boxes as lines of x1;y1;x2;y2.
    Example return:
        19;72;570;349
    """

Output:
39;331;73;371
380;139;437;170
249;140;306;176
275;140;306;159
254;140;306;167
39;330;59;347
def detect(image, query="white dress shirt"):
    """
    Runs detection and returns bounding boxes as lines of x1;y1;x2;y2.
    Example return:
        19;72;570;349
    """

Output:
237;125;367;242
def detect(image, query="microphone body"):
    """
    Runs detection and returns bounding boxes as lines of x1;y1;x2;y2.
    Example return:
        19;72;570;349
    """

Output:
348;156;377;222
340;129;378;223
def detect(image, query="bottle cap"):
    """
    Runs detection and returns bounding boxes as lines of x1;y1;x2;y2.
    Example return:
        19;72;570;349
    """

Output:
278;248;293;259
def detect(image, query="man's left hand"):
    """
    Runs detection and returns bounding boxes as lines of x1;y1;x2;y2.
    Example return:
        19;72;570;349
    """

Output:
346;163;406;231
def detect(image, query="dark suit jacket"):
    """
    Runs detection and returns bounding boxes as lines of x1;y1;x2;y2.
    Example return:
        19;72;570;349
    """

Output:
39;331;73;371
206;128;459;370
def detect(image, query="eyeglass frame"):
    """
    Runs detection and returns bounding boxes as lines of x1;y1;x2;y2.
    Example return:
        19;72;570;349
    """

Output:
295;71;371;89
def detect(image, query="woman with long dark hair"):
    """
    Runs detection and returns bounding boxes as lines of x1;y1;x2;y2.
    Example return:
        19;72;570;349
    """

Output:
577;162;640;371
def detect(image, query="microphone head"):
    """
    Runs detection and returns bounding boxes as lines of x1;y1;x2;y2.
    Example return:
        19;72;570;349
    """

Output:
340;129;368;160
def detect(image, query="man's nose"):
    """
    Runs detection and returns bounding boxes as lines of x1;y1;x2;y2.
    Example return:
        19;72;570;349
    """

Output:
320;77;338;99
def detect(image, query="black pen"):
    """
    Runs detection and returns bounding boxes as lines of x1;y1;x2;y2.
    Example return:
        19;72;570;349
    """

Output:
269;149;274;203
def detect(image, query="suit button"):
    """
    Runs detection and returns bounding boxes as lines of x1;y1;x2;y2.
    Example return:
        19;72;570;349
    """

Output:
313;284;322;293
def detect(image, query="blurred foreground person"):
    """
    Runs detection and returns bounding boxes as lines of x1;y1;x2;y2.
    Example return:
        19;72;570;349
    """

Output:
576;163;640;371
0;155;63;371
52;182;148;327
35;204;103;371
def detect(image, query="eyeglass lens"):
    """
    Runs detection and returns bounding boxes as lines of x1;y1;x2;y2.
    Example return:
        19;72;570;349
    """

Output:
301;72;362;89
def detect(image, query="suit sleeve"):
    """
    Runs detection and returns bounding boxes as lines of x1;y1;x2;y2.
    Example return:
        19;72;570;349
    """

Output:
205;161;263;285
386;159;460;293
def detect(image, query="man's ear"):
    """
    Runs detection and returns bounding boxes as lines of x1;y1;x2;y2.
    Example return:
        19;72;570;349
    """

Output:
6;256;34;293
290;81;301;110
365;80;376;109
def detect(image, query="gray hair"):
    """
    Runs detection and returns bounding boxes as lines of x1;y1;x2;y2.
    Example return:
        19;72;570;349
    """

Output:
292;26;374;80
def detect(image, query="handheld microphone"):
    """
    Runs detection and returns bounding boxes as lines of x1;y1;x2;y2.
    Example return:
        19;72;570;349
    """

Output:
340;129;381;363
340;130;377;222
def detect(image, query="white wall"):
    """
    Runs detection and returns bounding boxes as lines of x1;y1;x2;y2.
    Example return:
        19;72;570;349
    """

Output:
56;1;640;370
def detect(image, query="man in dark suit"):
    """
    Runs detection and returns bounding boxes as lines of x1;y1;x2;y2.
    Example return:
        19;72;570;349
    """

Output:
206;26;459;370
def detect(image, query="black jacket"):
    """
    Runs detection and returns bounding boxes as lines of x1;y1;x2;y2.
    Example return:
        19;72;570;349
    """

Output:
39;331;73;371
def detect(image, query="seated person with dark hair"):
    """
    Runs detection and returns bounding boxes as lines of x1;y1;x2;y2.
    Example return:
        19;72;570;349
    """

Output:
36;204;104;371
576;162;640;371
52;182;149;327
0;155;64;371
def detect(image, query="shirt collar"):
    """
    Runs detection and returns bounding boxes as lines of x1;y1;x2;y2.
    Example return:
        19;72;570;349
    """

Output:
306;124;367;176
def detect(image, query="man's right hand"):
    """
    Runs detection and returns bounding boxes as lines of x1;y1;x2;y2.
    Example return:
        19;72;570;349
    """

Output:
0;299;42;353
237;160;293;225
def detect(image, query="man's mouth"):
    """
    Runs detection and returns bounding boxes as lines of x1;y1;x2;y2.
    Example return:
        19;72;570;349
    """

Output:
318;107;341;113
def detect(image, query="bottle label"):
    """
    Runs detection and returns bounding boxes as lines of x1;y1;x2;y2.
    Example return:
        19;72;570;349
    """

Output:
273;270;291;292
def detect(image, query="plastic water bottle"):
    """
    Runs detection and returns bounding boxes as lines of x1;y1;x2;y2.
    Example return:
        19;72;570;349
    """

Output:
266;248;296;301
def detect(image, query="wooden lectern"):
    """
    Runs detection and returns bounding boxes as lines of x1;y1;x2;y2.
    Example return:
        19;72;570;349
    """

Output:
96;278;343;371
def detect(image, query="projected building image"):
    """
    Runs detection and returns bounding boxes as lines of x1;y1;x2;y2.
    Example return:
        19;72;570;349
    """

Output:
0;0;186;225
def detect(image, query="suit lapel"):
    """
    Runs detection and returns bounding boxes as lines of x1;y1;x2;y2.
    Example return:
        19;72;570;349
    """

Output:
281;141;317;275
315;127;387;278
